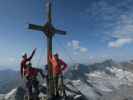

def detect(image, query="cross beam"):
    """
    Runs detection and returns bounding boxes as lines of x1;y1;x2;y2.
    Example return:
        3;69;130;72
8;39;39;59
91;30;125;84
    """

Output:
28;0;66;99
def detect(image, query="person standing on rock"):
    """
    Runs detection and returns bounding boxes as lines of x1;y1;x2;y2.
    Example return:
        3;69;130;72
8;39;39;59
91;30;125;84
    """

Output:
25;62;45;100
20;48;36;78
49;53;68;97
20;48;44;100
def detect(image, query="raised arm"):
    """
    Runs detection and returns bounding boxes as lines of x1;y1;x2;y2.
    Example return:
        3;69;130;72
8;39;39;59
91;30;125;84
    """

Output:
27;48;36;61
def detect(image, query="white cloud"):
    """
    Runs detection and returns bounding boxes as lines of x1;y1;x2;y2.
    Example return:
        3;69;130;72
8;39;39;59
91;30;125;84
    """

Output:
88;56;93;59
109;38;133;48
67;42;71;47
68;40;80;50
83;0;133;48
71;40;80;50
111;14;133;39
80;47;88;52
73;52;78;55
108;14;133;48
68;40;88;53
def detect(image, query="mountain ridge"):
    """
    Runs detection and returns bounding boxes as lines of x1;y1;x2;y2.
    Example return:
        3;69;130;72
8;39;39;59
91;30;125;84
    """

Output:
1;59;133;100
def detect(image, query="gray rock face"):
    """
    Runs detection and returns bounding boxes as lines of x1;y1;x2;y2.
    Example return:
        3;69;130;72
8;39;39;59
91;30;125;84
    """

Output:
4;87;25;100
3;85;85;100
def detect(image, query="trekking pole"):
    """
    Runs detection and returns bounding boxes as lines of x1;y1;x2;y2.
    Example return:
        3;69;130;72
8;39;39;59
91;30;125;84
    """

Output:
60;72;67;99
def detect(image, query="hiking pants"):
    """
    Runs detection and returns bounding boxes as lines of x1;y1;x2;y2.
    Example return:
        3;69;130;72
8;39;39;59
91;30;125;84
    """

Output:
53;75;59;96
26;78;39;97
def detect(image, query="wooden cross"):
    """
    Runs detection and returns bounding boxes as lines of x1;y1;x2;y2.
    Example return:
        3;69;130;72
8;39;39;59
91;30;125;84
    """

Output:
28;0;66;99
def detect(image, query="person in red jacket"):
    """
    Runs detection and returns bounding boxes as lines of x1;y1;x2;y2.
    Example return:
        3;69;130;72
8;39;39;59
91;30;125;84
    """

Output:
49;53;67;96
21;48;36;78
25;62;45;100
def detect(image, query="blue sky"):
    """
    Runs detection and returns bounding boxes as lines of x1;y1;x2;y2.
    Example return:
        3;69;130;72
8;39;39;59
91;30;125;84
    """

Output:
0;0;133;69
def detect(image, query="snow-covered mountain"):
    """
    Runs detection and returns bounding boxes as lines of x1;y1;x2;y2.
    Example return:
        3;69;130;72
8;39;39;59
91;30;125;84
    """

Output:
2;59;133;100
66;60;133;100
